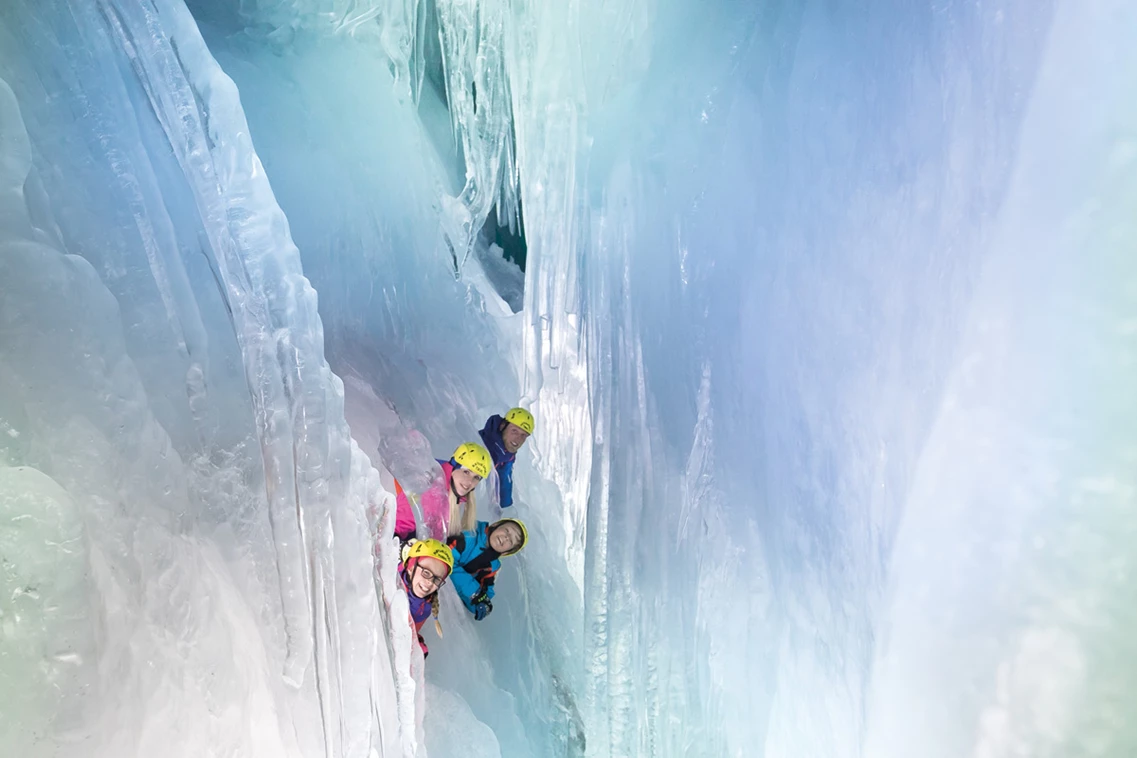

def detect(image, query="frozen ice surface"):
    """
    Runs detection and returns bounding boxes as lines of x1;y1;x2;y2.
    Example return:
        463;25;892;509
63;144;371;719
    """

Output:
2;0;1137;757
0;466;91;754
422;682;502;758
1;2;410;756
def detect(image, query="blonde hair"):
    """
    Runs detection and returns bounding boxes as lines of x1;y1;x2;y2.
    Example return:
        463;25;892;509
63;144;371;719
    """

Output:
448;487;477;537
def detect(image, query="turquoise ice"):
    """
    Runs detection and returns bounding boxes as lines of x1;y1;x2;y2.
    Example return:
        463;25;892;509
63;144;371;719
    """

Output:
1;1;1135;756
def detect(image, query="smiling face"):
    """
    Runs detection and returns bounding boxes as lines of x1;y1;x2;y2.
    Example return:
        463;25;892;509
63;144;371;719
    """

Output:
451;466;482;497
409;555;449;598
489;522;523;554
502;422;530;454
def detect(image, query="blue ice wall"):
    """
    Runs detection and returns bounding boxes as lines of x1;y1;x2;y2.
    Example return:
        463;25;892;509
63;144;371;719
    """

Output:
2;0;1136;757
512;0;1137;755
1;1;410;755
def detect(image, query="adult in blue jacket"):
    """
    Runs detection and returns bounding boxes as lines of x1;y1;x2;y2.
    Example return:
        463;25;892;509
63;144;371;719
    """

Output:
479;407;534;509
447;518;528;620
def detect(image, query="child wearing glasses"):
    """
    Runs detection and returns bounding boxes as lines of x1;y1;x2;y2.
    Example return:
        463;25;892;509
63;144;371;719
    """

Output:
398;538;454;658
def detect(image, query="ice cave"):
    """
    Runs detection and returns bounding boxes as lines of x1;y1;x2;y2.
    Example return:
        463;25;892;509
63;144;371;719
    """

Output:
1;0;1135;756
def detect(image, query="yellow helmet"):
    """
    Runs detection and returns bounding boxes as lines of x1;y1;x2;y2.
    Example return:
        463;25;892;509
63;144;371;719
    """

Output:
490;518;529;557
504;407;535;435
403;538;454;572
452;442;492;478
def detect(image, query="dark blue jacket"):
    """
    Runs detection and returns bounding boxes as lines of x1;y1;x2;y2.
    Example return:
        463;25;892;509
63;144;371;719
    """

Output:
479;415;516;508
447;522;502;613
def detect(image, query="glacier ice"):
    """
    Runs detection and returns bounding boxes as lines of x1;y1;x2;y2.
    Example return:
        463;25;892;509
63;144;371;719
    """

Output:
0;465;91;750
1;1;407;755
2;0;1137;757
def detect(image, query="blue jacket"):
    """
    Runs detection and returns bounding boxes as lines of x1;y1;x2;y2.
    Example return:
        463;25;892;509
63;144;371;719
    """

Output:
447;521;503;613
479;415;517;508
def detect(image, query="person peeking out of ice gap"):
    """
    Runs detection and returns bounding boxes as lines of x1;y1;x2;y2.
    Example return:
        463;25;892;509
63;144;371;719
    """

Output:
447;518;528;621
394;442;493;542
479;407;534;509
399;538;453;658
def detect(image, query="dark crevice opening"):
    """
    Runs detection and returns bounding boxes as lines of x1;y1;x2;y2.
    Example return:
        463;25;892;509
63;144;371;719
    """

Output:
481;197;526;271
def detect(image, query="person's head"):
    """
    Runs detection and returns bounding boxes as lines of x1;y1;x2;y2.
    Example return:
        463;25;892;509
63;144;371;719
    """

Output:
404;539;453;599
450;442;491;497
488;518;528;556
501;407;535;454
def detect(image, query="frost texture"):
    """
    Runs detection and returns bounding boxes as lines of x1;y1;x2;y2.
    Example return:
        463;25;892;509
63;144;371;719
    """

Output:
1;2;409;756
3;0;1137;757
224;0;521;271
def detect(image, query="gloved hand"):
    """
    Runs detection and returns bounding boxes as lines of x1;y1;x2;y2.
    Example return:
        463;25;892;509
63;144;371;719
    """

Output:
473;599;493;621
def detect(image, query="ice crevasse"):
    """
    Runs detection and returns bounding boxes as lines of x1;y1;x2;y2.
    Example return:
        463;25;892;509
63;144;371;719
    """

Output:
1;1;1136;757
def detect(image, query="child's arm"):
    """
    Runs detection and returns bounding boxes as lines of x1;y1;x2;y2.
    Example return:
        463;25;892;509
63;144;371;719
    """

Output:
449;563;483;613
451;564;497;619
477;571;497;602
467;567;498;621
446;532;478;613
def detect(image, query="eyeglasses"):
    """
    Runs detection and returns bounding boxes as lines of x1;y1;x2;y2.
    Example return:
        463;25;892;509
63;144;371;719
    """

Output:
416;566;448;589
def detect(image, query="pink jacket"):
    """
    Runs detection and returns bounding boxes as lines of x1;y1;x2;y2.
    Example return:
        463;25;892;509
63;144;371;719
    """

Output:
394;461;464;541
394;479;417;540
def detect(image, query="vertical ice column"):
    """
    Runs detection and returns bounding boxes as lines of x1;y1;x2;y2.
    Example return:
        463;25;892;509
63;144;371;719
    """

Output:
91;0;404;753
433;0;520;270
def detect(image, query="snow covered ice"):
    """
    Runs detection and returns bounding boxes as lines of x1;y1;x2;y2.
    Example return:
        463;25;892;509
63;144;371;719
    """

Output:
1;0;1136;757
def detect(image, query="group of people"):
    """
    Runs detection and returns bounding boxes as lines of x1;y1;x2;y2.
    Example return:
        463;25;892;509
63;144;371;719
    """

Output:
389;407;536;657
